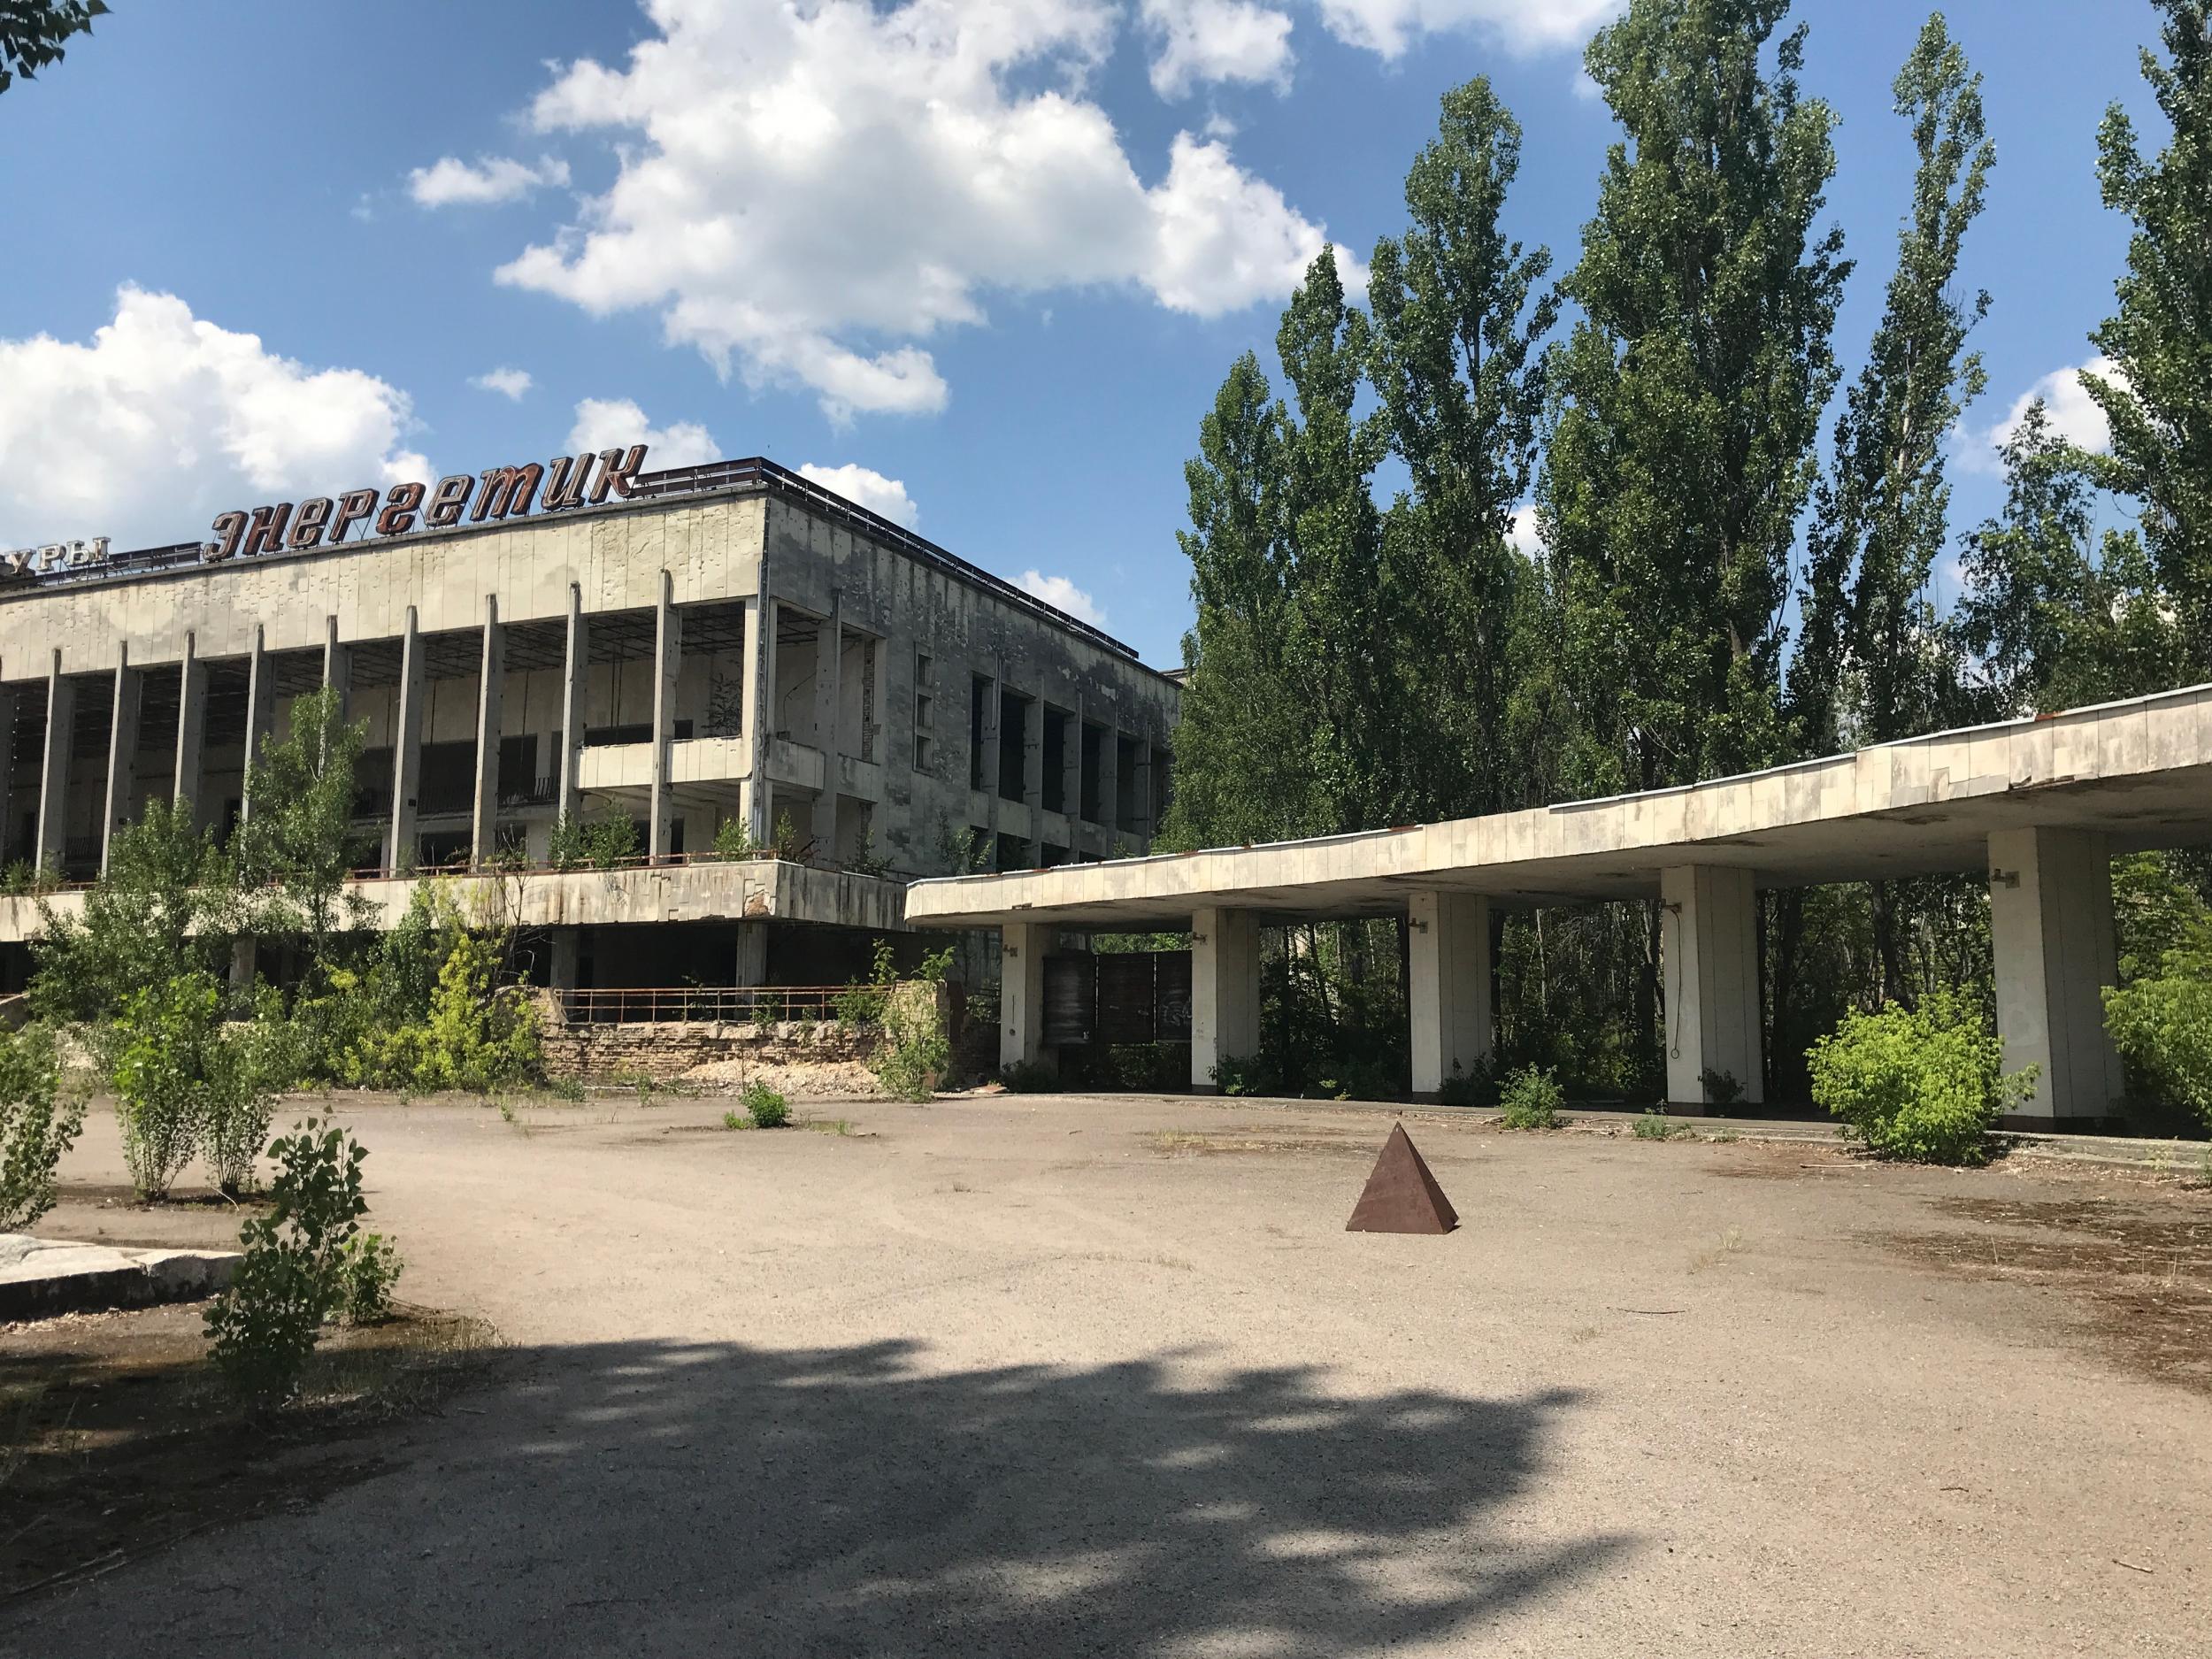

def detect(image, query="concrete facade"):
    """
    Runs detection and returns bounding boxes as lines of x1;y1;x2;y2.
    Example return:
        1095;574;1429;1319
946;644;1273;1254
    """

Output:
910;685;2212;1120
0;457;1179;991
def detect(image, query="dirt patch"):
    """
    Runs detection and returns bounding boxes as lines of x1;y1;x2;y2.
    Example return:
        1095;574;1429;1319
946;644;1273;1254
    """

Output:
0;1301;495;1601
1871;1195;2212;1396
681;1056;881;1098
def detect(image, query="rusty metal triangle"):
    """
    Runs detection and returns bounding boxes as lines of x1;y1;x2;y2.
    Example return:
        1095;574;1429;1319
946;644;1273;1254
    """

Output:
1346;1123;1458;1235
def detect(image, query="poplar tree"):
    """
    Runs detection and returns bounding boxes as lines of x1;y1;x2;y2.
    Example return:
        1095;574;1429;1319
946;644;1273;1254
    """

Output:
2085;0;2212;670
1541;0;1849;796
1364;78;1558;819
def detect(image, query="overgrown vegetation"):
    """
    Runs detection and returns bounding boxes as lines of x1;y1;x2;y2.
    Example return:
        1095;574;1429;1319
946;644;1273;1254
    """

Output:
1497;1066;1564;1130
549;810;640;871
741;1079;790;1128
872;945;954;1102
0;1024;80;1230
1807;991;2035;1164
204;1118;399;1407
2104;901;2212;1130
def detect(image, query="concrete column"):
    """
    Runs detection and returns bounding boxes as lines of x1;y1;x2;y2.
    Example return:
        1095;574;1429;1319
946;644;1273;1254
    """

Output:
228;937;256;993
102;647;141;872
1132;742;1156;844
549;930;580;994
649;571;681;861
741;595;780;842
0;682;14;860
557;583;586;829
1018;693;1042;865
471;596;504;866
173;632;207;822
1409;891;1494;1100
976;673;1002;863
386;607;424;874
1095;726;1120;852
1191;906;1262;1093
322;615;350;718
733;922;768;988
810;595;841;857
1660;864;1765;1107
1000;920;1052;1073
238;626;272;826
1059;701;1082;854
1989;827;2124;1121
35;654;72;873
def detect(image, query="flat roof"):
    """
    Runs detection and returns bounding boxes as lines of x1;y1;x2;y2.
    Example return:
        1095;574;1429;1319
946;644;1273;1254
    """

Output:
904;683;2212;930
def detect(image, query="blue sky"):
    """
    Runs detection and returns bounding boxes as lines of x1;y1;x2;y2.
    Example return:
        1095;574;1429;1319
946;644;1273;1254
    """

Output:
0;0;2164;668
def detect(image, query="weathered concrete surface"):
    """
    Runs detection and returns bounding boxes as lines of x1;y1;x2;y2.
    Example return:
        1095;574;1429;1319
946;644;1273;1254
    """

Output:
12;1095;2210;1657
906;682;2212;927
0;1233;238;1321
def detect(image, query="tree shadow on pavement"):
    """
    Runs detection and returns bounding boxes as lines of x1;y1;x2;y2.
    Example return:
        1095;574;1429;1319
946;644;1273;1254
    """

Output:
16;1338;1632;1656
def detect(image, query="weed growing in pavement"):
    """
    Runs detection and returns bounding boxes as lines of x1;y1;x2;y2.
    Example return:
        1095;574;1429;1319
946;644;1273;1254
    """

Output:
1633;1109;1680;1140
1497;1065;1564;1130
1708;1126;1740;1143
337;1233;403;1324
742;1079;790;1128
804;1118;855;1136
720;1110;751;1131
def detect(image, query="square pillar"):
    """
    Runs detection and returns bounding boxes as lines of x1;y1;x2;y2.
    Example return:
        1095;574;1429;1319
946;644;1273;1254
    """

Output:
1001;920;1052;1073
1017;692;1042;865
0;683;14;858
557;584;586;830
810;595;841;857
35;654;73;873
548;929;581;994
102;648;141;872
386;607;424;874
1989;828;2124;1121
173;630;207;820
1191;906;1262;1093
976;674;1002;859
649;571;681;862
1132;743;1156;844
472;596;504;866
323;615;351;719
239;626;272;824
1660;864;1765;1106
1095;726;1120;854
733;922;768;988
1409;891;1494;1100
1059;702;1083;852
739;593;772;840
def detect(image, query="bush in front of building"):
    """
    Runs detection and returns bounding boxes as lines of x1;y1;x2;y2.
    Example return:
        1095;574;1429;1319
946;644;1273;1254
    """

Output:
1806;991;2035;1164
2102;907;2212;1131
872;947;956;1102
0;1024;82;1231
741;1079;790;1127
112;972;273;1201
1496;1064;1565;1129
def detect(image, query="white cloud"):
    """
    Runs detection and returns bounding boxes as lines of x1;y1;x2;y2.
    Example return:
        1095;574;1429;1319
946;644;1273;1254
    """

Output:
1018;568;1106;626
1983;357;2122;463
1314;0;1620;58
471;366;534;401
566;397;721;469
1142;0;1294;97
1505;501;1541;557
0;286;423;553
408;154;571;208
797;463;919;527
484;0;1333;419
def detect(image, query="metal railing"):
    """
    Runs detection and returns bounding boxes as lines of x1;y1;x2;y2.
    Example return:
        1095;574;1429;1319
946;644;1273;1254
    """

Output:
557;985;850;1025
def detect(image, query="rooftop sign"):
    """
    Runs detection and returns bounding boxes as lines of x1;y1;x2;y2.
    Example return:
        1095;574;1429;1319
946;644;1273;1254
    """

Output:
0;444;649;582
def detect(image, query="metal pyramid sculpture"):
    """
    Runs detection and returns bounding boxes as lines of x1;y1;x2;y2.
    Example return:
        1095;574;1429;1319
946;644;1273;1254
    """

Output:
1345;1123;1459;1235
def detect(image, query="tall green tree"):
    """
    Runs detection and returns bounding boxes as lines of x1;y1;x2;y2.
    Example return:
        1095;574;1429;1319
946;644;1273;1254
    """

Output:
2085;0;2212;672
0;0;107;93
1542;0;1850;796
1955;401;2185;716
1365;78;1559;819
1792;12;1992;755
233;687;375;987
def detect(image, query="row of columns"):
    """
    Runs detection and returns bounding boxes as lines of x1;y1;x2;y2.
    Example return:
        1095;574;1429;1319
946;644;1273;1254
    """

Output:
999;827;2126;1121
970;672;1158;868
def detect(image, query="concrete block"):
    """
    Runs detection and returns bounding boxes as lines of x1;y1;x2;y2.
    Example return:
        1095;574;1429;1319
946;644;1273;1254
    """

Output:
0;1234;240;1321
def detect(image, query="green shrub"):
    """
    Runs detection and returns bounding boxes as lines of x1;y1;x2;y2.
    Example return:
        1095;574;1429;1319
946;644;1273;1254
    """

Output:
204;1118;386;1405
112;973;233;1200
742;1079;790;1128
871;946;954;1102
336;1232;403;1324
833;938;896;1029
1806;990;2035;1164
1210;1053;1279;1097
1698;1068;1747;1110
1497;1064;1564;1129
1001;1060;1059;1093
720;1109;749;1131
548;810;639;872
1633;1108;1686;1141
0;1024;82;1230
2103;910;2212;1130
712;818;762;860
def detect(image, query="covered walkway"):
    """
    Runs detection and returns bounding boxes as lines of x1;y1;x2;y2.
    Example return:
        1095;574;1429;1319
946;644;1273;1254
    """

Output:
903;684;2212;1119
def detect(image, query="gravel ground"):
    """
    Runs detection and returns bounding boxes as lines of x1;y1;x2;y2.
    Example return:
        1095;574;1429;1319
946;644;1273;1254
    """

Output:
11;1091;2208;1657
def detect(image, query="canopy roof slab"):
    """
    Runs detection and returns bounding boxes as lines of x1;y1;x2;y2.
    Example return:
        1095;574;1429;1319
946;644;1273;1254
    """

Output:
903;684;2212;933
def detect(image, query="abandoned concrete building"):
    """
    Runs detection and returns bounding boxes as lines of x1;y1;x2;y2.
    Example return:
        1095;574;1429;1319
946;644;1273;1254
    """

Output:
0;454;1180;993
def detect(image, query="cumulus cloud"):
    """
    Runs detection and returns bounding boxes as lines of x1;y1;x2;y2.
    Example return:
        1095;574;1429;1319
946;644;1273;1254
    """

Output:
0;286;424;554
471;366;534;401
1142;0;1294;97
408;154;571;208
1983;357;2123;462
567;397;722;469
483;0;1334;419
797;463;919;527
1505;501;1542;557
1313;0;1622;58
1018;569;1106;626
